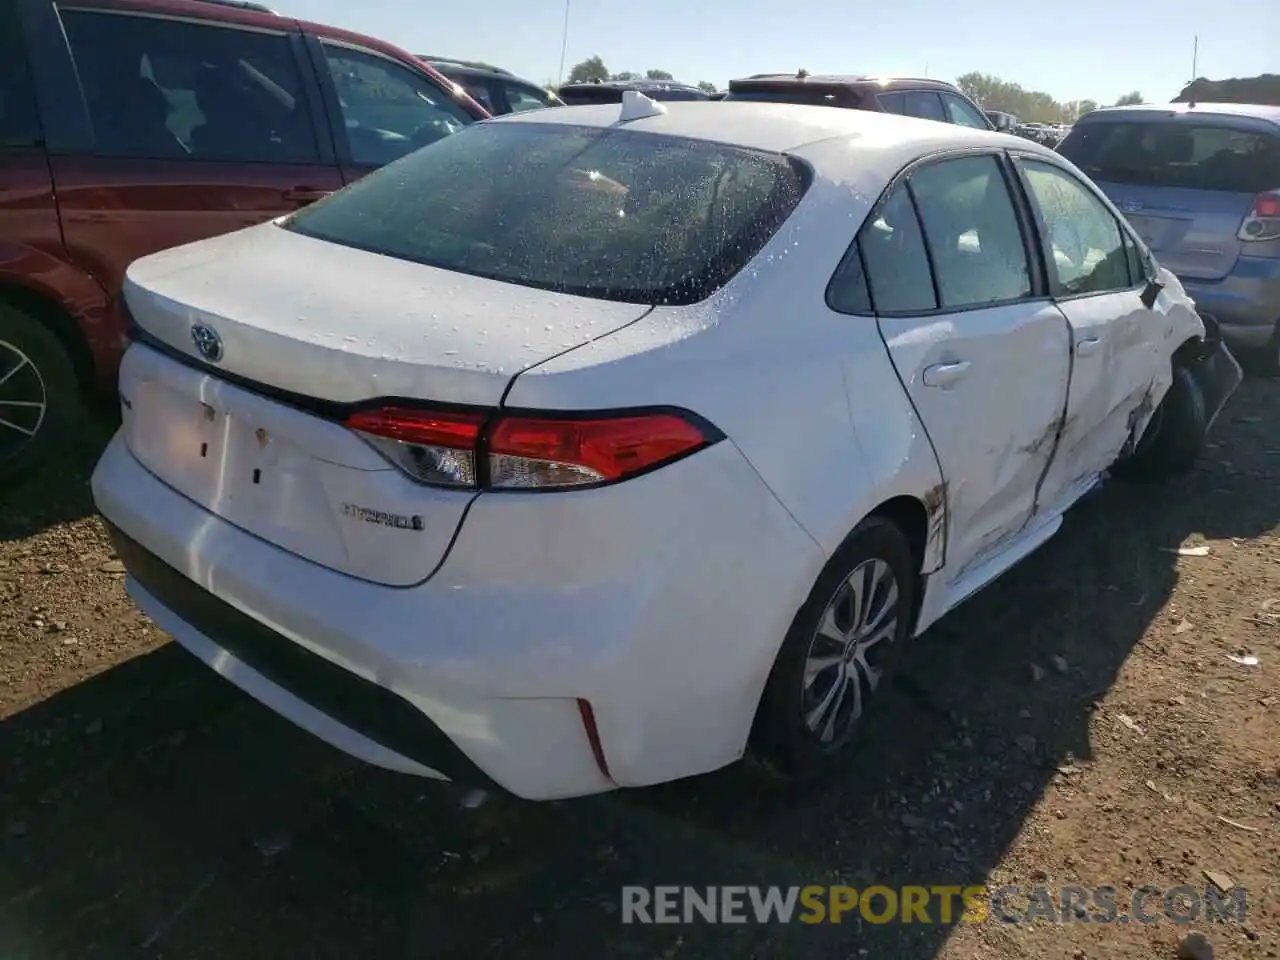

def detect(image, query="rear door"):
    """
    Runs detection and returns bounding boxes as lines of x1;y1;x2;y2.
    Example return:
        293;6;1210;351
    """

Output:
47;2;344;302
846;153;1071;578
1058;114;1280;280
1013;155;1171;516
305;36;479;183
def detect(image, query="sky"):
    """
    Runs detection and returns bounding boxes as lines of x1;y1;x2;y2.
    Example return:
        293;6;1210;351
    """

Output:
289;0;1274;106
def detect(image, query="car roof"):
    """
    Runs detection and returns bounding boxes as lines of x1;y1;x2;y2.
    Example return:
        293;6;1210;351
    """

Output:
559;79;706;95
494;99;1044;158
1079;102;1280;127
730;74;963;93
420;57;514;80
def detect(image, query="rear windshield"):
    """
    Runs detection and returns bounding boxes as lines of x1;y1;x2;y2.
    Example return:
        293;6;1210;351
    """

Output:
283;121;808;305
1059;119;1280;194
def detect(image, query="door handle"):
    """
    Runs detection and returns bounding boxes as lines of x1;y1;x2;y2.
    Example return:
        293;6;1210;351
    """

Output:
1075;336;1102;357
921;360;971;388
283;186;332;205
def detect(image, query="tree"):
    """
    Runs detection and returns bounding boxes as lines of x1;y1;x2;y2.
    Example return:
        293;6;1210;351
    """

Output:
697;81;717;95
610;71;639;81
1114;91;1144;106
1076;99;1099;117
645;69;674;81
567;56;609;84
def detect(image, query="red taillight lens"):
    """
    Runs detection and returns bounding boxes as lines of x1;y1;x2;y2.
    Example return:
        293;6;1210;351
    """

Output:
345;406;716;490
1238;189;1280;242
488;413;711;489
345;407;484;487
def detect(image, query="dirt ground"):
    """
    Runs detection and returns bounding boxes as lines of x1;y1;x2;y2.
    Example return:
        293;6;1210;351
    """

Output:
1;379;1277;960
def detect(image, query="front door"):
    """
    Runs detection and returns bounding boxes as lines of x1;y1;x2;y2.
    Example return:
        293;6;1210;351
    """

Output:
1014;156;1172;516
47;4;344;301
862;154;1072;578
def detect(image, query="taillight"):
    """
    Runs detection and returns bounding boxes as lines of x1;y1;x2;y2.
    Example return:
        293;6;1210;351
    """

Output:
345;407;484;487
1238;190;1280;242
345;406;718;491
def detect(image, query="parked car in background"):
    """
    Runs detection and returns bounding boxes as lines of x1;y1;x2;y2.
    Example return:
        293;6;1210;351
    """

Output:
985;109;1018;132
0;0;488;484
92;98;1239;801
556;79;710;105
723;73;994;130
422;56;562;114
1058;103;1280;371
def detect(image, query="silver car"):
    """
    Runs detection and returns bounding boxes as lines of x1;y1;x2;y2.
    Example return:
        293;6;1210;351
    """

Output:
1058;103;1280;372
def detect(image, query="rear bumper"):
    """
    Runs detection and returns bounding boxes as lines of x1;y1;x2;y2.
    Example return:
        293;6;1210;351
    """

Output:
91;429;822;800
1181;255;1280;350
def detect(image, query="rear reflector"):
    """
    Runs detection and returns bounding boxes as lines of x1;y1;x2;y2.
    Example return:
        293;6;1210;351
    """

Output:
346;407;483;487
1238;189;1280;242
346;406;718;491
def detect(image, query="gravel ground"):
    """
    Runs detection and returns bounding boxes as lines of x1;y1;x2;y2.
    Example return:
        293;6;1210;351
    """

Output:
1;381;1277;960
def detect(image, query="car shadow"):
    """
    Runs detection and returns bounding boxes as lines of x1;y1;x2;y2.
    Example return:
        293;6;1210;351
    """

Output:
1;402;119;544
0;383;1275;959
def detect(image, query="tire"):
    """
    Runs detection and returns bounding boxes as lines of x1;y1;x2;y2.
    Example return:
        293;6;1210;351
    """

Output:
0;302;81;486
1110;363;1207;484
750;516;918;781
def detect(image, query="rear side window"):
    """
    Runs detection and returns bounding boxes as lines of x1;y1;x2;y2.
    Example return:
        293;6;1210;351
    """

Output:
725;89;846;108
284;122;808;305
903;91;946;122
876;92;906;114
60;10;318;163
851;184;937;313
1019;160;1131;296
1059;119;1280;194
910;155;1031;308
0;12;41;147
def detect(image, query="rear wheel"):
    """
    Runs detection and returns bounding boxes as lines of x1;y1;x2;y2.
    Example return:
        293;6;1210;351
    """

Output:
1110;363;1206;484
0;303;81;486
751;516;917;780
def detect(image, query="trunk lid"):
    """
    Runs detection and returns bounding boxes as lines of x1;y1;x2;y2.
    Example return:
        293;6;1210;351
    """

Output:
1095;182;1254;281
120;222;651;585
122;220;652;405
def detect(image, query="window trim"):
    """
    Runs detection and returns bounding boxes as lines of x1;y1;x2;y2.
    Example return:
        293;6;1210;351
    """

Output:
308;34;475;169
825;147;1052;319
1009;152;1152;302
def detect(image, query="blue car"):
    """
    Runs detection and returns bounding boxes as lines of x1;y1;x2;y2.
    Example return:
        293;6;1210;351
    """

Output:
1058;103;1280;372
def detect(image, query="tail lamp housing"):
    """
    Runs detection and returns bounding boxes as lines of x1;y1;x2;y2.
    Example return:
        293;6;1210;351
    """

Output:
344;404;722;491
1238;190;1280;243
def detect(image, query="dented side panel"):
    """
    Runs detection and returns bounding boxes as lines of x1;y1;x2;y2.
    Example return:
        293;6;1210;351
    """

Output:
875;302;1073;585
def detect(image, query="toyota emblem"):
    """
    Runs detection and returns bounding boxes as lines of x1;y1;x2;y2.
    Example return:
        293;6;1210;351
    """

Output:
191;323;223;363
1120;199;1144;213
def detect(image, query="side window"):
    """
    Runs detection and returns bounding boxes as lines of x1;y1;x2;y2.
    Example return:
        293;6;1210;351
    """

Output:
320;44;476;167
852;184;937;313
1019;160;1131;296
506;85;551;113
903;91;946;122
941;94;990;130
461;80;497;114
1122;230;1146;285
60;11;318;163
876;92;906;115
909;155;1032;308
0;14;41;147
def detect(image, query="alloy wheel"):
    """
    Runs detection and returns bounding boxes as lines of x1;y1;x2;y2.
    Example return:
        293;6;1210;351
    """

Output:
801;557;901;748
0;339;48;464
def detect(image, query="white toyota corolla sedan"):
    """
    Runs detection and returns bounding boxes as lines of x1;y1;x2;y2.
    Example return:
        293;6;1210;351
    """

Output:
91;94;1241;801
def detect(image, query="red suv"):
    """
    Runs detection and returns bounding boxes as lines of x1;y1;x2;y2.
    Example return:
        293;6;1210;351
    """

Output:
0;0;489;483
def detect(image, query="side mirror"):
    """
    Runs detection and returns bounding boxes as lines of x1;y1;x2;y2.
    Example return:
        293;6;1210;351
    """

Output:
1140;277;1164;310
